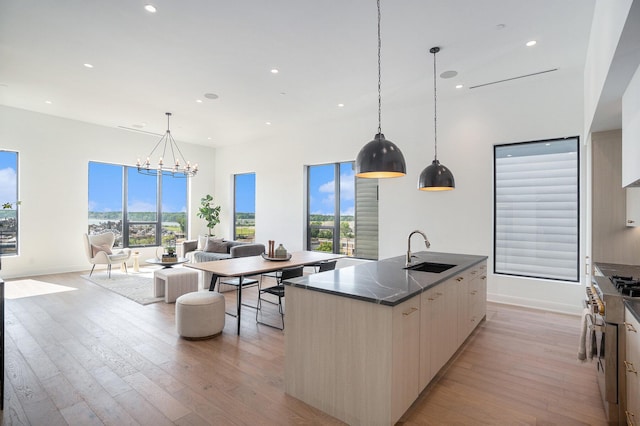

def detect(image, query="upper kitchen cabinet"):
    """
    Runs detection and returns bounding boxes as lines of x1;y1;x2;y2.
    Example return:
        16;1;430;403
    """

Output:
622;65;640;187
627;187;640;226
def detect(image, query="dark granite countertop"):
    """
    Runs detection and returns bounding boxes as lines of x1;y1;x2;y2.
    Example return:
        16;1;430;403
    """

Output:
284;251;487;306
595;262;640;322
594;262;640;279
625;299;640;323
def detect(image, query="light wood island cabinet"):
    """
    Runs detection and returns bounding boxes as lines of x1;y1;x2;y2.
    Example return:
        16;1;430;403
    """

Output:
459;262;488;341
625;304;639;425
284;253;487;426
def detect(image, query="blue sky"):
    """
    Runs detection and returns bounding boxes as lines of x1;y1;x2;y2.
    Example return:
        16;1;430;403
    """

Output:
85;161;356;216
309;162;355;216
88;162;187;213
235;173;255;213
0;151;18;204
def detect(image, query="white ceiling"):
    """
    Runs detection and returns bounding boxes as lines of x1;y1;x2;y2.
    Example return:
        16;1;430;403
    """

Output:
0;0;596;148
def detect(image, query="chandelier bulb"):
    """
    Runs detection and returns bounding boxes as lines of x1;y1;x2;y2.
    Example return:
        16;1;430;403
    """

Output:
136;112;198;177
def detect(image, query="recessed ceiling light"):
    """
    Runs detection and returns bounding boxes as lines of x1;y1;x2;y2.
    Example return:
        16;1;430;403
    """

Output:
265;121;272;125
496;24;506;30
83;63;94;68
338;103;344;108
207;137;212;140
44;100;52;104
204;93;219;100
455;84;463;89
270;69;279;74
526;40;537;47
144;4;156;13
440;70;458;79
196;99;203;103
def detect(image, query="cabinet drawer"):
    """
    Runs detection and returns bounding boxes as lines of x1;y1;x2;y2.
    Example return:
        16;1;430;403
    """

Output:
625;308;640;423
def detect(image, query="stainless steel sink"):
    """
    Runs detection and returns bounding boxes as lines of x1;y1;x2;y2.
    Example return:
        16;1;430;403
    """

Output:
405;262;456;273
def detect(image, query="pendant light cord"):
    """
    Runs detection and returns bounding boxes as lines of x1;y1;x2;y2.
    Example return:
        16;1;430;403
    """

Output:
377;0;382;135
432;48;438;161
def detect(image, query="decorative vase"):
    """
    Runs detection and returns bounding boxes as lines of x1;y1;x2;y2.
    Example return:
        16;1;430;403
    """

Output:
275;244;287;258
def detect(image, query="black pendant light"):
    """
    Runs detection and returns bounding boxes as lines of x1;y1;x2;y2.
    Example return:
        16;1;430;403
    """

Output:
355;0;406;179
418;47;455;191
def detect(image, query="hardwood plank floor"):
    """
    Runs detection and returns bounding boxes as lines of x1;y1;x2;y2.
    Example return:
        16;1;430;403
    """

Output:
1;272;606;425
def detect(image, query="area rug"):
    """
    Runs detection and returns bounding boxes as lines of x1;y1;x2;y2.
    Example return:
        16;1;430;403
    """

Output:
81;269;163;305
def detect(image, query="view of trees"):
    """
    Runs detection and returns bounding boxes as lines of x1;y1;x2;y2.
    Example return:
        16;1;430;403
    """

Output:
234;212;255;241
309;216;354;255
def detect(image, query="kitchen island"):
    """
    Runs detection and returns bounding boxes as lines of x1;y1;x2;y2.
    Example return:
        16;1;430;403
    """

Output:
283;251;487;426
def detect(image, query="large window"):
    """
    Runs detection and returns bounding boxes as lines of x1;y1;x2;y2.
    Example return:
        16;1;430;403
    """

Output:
0;150;19;257
494;137;579;281
234;173;256;242
88;162;187;247
306;162;378;259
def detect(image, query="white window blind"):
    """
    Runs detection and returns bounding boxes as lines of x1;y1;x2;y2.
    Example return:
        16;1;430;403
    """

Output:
494;138;579;281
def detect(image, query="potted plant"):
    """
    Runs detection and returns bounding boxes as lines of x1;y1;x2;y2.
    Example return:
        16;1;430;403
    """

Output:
197;195;221;236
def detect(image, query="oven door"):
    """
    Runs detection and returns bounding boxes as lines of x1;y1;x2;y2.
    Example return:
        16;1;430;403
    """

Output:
592;315;618;405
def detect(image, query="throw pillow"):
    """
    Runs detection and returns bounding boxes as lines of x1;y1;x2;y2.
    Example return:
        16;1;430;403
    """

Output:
91;243;112;257
197;235;215;251
204;238;228;254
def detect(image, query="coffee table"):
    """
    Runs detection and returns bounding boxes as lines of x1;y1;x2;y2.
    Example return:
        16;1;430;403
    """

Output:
146;257;189;268
185;251;343;335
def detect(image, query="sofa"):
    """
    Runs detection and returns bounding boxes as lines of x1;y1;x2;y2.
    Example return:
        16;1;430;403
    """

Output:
179;236;266;289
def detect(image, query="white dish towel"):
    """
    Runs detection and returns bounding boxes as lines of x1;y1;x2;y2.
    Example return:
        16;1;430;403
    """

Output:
578;308;595;361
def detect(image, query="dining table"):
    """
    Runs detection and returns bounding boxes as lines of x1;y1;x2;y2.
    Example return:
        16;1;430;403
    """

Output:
184;250;344;335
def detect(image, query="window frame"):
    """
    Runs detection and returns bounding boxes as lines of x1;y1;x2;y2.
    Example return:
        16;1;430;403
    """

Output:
233;172;256;242
0;150;19;258
493;136;580;282
88;161;187;248
305;161;364;258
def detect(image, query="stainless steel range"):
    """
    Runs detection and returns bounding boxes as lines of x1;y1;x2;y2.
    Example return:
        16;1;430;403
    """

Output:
590;263;640;425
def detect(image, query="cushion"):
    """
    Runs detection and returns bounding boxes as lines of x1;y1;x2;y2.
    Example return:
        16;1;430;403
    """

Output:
197;235;212;251
91;243;112;257
204;238;228;253
194;251;232;262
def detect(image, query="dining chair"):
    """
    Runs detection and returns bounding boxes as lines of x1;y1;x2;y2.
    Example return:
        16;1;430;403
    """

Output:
316;260;337;272
256;265;303;330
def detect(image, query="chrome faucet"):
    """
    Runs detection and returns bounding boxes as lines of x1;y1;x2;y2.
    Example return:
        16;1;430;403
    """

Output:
407;230;431;266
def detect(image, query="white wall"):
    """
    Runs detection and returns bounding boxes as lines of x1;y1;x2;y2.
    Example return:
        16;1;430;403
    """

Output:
214;68;586;314
623;64;640;186
0;105;216;279
583;0;633;132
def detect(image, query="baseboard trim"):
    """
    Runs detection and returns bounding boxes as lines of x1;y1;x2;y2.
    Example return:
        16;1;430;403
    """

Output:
487;293;583;316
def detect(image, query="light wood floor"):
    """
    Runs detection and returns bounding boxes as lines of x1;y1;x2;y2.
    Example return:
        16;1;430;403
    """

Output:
1;271;606;425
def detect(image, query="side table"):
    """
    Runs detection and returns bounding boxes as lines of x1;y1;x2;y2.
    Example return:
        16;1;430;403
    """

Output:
132;251;140;272
154;268;199;303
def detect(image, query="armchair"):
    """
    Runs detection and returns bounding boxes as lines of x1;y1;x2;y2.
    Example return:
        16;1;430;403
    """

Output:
83;232;132;278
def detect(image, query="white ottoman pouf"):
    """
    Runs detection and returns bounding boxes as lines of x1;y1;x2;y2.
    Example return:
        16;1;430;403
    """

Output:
154;268;199;303
176;291;225;340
